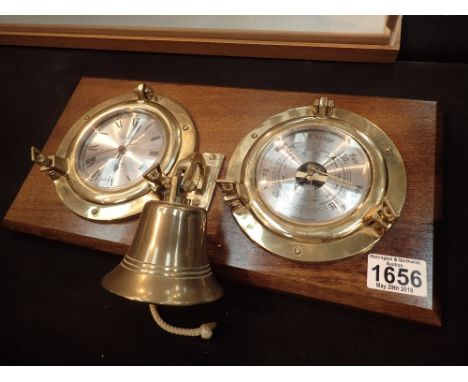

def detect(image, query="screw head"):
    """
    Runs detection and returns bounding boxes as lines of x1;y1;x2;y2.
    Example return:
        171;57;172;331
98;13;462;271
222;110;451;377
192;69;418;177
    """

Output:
84;115;90;120
90;207;98;215
192;199;200;206
251;132;258;139
384;146;392;153
183;125;190;131
293;246;303;256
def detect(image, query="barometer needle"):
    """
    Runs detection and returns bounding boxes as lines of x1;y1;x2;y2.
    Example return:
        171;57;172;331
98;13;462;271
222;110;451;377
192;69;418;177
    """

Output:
296;168;355;188
294;178;306;191
312;168;355;187
321;152;342;168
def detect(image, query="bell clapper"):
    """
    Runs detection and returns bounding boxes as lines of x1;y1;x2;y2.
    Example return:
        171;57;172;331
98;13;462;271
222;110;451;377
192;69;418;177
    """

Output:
149;304;217;340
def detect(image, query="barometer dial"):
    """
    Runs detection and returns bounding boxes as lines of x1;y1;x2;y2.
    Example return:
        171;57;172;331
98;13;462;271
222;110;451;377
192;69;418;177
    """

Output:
77;112;167;190
218;97;406;262
255;127;371;224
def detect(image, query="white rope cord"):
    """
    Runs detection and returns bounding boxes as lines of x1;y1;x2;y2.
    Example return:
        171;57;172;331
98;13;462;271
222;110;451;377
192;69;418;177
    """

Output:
149;304;217;340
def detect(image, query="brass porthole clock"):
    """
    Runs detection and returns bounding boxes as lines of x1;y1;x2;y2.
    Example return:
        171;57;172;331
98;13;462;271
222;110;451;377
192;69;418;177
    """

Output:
218;97;406;262
31;83;196;221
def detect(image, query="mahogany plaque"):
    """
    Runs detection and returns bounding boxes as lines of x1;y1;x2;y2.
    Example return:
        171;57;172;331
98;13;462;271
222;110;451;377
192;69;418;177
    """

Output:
3;77;442;325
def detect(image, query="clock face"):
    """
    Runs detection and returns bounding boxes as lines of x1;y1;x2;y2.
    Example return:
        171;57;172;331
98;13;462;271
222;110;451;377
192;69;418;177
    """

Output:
76;111;167;190
255;126;372;224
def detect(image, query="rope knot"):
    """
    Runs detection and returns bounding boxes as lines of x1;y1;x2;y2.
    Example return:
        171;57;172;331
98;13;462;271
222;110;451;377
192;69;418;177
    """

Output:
149;304;218;340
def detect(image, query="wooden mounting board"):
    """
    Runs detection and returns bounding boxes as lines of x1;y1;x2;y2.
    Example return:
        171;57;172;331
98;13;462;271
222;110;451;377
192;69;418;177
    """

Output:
3;77;442;326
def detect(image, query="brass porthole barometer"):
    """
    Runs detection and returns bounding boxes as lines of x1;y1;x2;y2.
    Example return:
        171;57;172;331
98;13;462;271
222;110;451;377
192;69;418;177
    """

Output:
218;97;406;262
31;83;196;221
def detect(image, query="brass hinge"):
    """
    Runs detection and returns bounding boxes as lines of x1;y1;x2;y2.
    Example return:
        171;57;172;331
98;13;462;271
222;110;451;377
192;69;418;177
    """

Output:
312;97;335;117
216;179;243;210
134;83;156;102
369;197;398;236
31;146;67;180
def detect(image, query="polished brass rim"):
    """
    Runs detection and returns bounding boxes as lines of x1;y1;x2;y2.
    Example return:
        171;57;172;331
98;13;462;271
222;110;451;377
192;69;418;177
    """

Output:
53;85;197;221
222;99;406;262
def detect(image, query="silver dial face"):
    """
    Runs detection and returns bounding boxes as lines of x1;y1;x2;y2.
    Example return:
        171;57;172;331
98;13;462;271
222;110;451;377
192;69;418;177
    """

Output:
77;111;167;190
255;126;372;223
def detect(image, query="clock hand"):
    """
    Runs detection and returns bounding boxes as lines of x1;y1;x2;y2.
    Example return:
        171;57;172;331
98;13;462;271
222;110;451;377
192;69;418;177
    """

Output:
108;152;124;187
113;152;124;171
86;146;119;159
126;134;146;148
125;119;142;147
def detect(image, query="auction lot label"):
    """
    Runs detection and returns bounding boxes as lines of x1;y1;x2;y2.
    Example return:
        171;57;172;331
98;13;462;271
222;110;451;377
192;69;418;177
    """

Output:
367;253;427;297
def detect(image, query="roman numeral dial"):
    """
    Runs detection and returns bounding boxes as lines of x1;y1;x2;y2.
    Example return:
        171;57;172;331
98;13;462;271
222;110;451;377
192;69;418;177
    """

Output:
76;112;167;189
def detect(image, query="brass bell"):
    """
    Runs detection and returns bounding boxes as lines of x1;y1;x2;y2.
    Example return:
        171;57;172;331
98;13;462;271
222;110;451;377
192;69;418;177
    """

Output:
101;200;223;306
102;153;224;339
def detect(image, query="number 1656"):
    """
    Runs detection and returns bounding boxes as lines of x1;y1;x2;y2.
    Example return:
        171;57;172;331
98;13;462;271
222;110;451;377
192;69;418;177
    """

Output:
371;265;423;288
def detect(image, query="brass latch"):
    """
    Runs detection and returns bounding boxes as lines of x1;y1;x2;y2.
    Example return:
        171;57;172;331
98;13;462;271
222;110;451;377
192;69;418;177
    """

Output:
31;146;67;180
